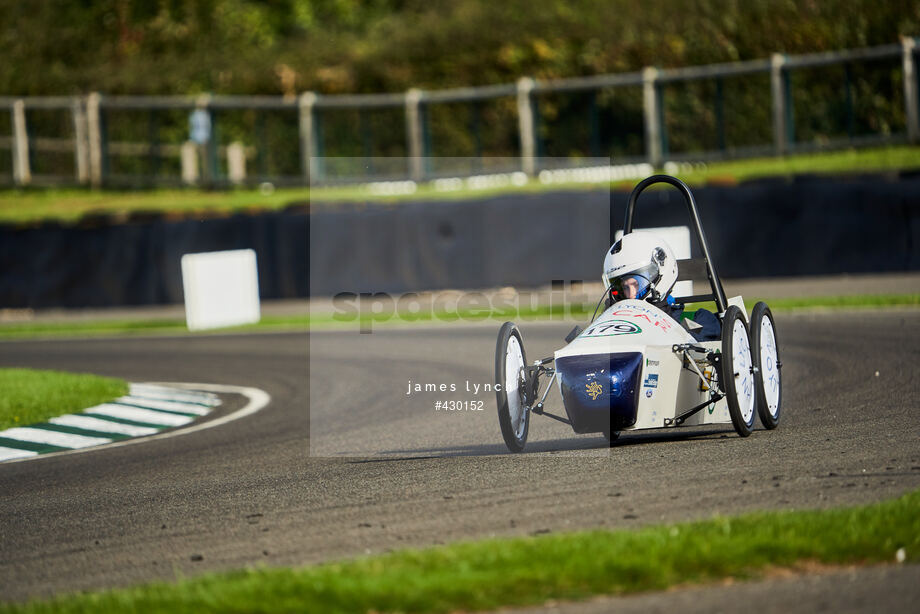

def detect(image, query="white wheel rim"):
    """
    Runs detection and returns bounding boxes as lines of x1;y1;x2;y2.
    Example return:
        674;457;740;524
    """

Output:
732;319;755;424
759;315;780;417
504;336;526;439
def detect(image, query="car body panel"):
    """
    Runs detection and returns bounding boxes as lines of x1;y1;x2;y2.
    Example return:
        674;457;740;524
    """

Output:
553;299;732;433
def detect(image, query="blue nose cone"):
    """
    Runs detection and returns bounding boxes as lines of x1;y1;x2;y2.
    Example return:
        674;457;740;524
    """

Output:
555;352;643;433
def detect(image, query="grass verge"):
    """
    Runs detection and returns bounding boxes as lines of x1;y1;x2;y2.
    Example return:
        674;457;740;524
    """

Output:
0;146;918;224
664;144;920;185
0;368;128;431
0;294;916;340
4;490;918;613
681;293;920;313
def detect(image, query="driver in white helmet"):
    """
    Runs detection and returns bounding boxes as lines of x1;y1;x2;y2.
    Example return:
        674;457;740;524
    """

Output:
603;231;720;341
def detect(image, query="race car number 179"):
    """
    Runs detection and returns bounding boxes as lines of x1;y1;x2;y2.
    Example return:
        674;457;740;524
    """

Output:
582;319;641;337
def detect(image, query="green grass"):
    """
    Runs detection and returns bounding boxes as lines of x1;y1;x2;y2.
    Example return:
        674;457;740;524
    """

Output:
681;293;920;314
663;144;920;185
0;315;317;340
0;145;918;224
0;368;128;430
0;186;314;225
0;294;916;340
5;489;918;613
741;294;920;310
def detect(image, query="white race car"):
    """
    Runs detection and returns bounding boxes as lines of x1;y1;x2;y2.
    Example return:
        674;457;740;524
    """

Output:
494;175;782;452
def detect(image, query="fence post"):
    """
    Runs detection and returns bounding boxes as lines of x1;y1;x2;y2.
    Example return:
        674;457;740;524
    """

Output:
86;92;104;188
181;141;199;185
903;37;919;143
770;54;789;155
405;88;425;182
642;67;662;168
298;91;320;184
516;77;536;176
71;97;89;184
227;142;246;185
147;109;161;180
469;102;483;171
11;99;30;186
588;89;600;158
715;77;726;152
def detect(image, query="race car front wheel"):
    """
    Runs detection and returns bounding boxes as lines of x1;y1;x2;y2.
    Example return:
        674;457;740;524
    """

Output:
721;306;756;437
495;322;530;452
750;302;782;429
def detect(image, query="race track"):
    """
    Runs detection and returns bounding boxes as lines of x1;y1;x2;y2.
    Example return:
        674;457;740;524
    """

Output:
1;310;919;604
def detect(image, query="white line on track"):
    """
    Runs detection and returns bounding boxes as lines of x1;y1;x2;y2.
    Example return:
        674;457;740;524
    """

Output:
0;383;271;466
0;427;111;448
0;446;38;461
128;384;220;406
50;414;159;437
87;404;195;427
116;396;212;416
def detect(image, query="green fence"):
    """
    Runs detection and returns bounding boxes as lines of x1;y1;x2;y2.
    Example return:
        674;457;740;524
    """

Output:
1;38;917;188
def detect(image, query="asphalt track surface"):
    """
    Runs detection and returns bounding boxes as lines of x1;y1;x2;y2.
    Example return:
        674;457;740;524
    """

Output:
1;309;919;609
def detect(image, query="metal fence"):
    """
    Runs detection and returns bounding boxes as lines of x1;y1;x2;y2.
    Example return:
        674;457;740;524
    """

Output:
1;37;918;189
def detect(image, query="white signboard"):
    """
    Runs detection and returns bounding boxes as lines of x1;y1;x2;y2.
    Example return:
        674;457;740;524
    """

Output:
615;226;693;297
181;249;260;331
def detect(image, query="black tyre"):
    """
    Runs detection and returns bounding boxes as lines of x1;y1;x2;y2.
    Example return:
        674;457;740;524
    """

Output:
749;302;782;429
603;430;620;447
495;322;529;452
720;306;756;437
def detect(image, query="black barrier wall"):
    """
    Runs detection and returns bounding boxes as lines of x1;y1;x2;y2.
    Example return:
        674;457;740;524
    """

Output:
1;174;918;308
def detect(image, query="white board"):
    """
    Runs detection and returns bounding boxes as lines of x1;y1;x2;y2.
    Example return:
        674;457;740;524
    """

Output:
615;226;693;297
181;249;261;331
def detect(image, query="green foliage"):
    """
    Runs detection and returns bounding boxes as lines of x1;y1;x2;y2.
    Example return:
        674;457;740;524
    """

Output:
2;2;917;179
1;0;917;96
0;368;128;430
4;489;919;613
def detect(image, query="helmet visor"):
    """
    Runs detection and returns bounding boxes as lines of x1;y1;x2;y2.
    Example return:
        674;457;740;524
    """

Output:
608;263;659;301
609;274;652;300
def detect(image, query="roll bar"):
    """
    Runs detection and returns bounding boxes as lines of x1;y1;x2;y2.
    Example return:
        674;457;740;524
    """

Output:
623;175;728;313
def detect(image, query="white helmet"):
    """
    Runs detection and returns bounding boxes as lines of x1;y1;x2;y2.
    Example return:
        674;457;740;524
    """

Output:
602;232;678;302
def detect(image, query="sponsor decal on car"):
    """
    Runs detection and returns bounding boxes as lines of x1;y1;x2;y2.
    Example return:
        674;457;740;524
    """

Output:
699;366;715;391
608;302;675;332
643;373;659;389
585;380;604;400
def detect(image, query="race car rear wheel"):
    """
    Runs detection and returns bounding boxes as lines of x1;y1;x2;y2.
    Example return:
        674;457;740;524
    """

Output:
749;302;782;429
720;306;756;437
495;322;530;452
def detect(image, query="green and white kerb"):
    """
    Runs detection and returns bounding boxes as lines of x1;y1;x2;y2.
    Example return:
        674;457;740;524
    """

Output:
0;384;221;462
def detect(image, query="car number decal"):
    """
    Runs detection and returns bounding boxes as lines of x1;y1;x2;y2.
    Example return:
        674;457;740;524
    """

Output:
582;320;641;337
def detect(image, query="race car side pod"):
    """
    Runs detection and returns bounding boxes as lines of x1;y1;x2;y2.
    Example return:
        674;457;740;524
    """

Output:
664;343;725;427
664;393;725;427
